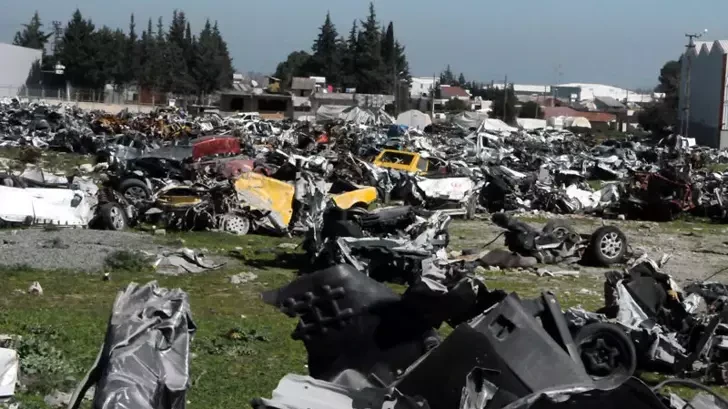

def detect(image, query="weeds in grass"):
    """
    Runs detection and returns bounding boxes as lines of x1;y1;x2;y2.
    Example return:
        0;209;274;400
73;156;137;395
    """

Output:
104;250;152;271
16;147;42;164
195;327;271;357
2;326;78;393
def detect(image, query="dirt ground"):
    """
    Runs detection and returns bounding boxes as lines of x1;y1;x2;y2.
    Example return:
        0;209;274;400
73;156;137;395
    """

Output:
450;215;728;282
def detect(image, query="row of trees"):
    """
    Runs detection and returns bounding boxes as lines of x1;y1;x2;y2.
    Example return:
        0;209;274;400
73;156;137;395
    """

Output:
13;10;235;95
274;3;410;94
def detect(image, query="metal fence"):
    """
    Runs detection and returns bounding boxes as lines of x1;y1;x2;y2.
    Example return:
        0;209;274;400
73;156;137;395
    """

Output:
0;84;163;106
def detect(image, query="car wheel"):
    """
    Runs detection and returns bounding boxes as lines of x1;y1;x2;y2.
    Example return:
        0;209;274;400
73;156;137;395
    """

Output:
218;214;250;235
100;203;127;231
588;226;627;266
119;178;151;203
575;323;636;390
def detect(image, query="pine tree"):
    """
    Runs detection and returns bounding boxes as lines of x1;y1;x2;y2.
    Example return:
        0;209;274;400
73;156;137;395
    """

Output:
94;26;126;88
58;10;101;88
440;65;455;85
272;5;410;95
163;10;192;94
126;14;141;85
192;20;219;95
458;73;466;86
381;22;395;93
394;40;409;79
211;21;234;90
340;20;359;89
167;10;186;50
13;11;52;51
138;19;155;88
152;17;166;91
356;2;385;93
310;12;341;87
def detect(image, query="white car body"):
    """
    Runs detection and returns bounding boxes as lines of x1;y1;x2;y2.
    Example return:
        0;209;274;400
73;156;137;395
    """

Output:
225;112;261;126
0;183;98;227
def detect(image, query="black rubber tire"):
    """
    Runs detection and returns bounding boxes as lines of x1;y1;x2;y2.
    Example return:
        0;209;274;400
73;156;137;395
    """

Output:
119;178;152;202
575;322;636;390
588;225;627;266
99;203;128;231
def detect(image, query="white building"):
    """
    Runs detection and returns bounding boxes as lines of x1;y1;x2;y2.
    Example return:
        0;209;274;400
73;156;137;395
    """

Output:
556;83;653;104
0;43;43;97
488;83;551;96
409;77;436;98
678;40;728;148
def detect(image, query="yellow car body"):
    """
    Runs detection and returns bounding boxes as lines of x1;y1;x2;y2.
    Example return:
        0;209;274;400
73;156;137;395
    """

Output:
155;186;206;208
373;149;429;174
233;173;378;228
233;171;296;227
331;185;377;209
155;173;378;232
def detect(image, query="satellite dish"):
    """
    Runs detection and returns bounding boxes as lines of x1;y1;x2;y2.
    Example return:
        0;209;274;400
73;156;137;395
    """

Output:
251;80;259;87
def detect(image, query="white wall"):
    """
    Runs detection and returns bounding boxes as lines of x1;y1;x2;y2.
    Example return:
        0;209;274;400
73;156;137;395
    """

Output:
410;77;435;98
559;83;653;103
0;43;42;98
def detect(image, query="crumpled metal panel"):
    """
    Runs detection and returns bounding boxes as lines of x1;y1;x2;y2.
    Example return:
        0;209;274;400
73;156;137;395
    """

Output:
415;177;476;201
0;348;18;397
615;281;650;328
67;281;196;409
459;368;498;409
253;374;425;409
0;185;96;226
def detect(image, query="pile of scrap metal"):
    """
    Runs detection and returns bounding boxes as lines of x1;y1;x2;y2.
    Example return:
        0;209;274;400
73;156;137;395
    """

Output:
13;97;728;225
0;98;277;154
120;152;378;237
256;261;728;409
303;203;453;283
473;213;630;269
566;255;728;387
356;149;484;218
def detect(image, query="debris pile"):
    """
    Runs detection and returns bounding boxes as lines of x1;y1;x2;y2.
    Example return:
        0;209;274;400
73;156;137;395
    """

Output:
253;252;728;409
6;99;728;233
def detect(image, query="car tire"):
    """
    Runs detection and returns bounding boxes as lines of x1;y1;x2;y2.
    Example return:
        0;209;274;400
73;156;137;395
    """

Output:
575;322;636;390
119;178;152;202
588;226;627;266
100;203;127;231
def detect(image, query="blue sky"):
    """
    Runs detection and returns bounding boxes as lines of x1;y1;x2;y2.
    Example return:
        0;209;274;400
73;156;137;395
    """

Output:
1;0;725;89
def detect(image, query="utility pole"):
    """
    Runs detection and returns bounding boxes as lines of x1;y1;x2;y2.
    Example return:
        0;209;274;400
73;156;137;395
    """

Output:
431;73;436;118
503;75;508;122
682;30;707;138
392;65;398;117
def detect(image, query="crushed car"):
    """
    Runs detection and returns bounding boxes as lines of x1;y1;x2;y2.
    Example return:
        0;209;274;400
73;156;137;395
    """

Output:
478;213;629;268
0;169;132;230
